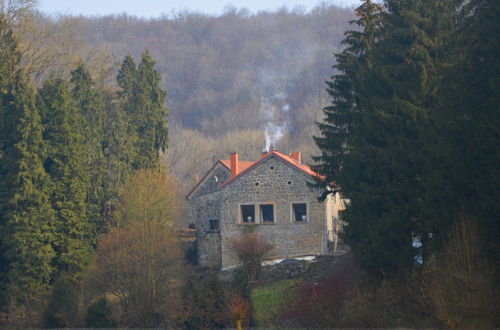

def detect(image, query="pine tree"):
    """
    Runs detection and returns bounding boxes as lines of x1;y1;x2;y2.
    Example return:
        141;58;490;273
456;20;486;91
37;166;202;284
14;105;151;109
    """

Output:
0;15;55;309
424;0;500;259
313;0;382;196
0;17;19;157
116;51;168;170
37;77;91;278
70;63;107;236
0;74;56;307
101;55;139;200
315;0;460;277
134;50;168;168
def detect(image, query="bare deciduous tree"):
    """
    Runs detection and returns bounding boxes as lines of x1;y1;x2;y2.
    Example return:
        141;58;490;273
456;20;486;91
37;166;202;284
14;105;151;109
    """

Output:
87;168;184;327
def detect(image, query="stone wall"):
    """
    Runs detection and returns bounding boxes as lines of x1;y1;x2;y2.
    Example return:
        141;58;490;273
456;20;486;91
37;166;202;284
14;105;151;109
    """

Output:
190;162;230;200
217;254;346;283
190;163;231;268
193;192;223;267
219;156;328;268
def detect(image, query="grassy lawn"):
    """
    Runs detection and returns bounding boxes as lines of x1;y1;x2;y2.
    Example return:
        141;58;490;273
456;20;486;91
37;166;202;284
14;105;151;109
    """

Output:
251;279;298;327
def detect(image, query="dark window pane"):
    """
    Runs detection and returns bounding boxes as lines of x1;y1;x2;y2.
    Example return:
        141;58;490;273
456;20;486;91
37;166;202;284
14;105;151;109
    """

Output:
208;219;219;231
241;205;255;223
293;203;307;221
260;204;274;222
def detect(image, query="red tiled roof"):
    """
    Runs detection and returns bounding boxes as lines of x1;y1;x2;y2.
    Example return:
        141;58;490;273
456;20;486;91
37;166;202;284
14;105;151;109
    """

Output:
187;151;324;199
220;150;320;188
219;159;254;173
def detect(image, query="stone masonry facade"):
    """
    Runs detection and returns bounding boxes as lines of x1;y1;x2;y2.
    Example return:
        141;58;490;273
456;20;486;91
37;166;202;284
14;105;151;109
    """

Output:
188;151;338;269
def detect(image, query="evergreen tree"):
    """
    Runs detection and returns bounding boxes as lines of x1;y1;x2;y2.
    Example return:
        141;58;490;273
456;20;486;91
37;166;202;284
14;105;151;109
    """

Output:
116;51;168;170
0;16;19;158
313;0;382;195
134;50;168;168
0;15;55;309
102;55;139;199
38;77;91;278
70;63;107;236
424;0;500;259
0;76;56;306
315;0;461;277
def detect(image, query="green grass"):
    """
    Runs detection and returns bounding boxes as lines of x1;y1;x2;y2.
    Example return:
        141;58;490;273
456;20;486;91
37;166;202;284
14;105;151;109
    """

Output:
251;279;298;326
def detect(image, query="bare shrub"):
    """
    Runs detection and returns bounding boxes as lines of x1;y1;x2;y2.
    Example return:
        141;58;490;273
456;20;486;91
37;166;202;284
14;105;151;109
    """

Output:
230;231;273;281
279;253;365;327
421;217;499;328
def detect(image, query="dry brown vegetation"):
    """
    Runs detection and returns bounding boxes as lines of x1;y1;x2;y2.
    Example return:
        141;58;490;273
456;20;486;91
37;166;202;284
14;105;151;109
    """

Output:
35;5;353;136
421;217;499;328
85;169;185;327
278;217;499;329
230;231;274;281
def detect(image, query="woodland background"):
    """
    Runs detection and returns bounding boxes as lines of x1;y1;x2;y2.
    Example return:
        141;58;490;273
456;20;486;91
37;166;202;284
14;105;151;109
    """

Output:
20;4;355;199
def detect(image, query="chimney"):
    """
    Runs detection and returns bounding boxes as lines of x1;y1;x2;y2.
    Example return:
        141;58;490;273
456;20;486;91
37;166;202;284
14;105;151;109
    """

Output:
290;151;301;164
230;153;239;178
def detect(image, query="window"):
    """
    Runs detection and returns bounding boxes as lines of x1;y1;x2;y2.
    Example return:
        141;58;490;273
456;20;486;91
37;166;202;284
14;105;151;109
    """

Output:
208;219;219;232
241;205;255;223
260;204;274;222
292;203;307;222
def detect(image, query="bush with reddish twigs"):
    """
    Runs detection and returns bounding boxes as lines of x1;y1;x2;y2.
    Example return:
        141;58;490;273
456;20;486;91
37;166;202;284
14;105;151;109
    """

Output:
227;292;249;330
279;253;364;327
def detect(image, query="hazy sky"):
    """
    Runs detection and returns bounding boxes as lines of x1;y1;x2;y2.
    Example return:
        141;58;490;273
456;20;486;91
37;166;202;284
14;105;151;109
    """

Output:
38;0;360;17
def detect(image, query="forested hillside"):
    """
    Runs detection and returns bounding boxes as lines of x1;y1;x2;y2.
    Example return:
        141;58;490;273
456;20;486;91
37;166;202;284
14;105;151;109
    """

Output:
40;5;354;194
69;6;352;132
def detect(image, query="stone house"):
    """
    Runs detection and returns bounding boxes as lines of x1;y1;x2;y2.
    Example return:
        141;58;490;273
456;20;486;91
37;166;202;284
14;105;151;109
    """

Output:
187;150;345;269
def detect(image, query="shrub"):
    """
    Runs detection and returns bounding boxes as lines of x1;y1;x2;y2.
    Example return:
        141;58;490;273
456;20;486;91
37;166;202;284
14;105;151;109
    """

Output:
85;298;116;328
230;232;273;281
279;253;363;327
421;217;499;328
43;276;80;328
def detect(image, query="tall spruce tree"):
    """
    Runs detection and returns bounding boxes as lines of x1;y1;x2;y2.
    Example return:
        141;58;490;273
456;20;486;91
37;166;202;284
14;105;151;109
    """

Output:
116;51;168;170
134;50;168;168
315;0;460;277
0;17;55;306
0;71;56;308
70;63;107;236
0;16;19;158
424;0;500;259
102;55;139;195
313;0;382;195
38;77;91;278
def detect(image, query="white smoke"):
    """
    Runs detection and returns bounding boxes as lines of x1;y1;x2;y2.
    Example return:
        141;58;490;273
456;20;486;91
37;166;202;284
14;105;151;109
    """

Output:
258;70;293;152
260;100;290;152
264;122;286;152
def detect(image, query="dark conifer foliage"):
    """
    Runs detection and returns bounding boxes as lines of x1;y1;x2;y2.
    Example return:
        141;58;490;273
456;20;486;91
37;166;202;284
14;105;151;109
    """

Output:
0;72;56;307
37;77;91;278
70;64;107;236
423;0;500;258
135;50;168;168
117;50;168;170
315;0;499;277
0;19;56;305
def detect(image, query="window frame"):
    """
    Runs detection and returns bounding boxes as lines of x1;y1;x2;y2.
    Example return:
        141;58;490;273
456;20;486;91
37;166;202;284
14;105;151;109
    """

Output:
240;204;256;224
238;202;276;224
259;203;275;223
207;218;220;232
291;202;308;222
